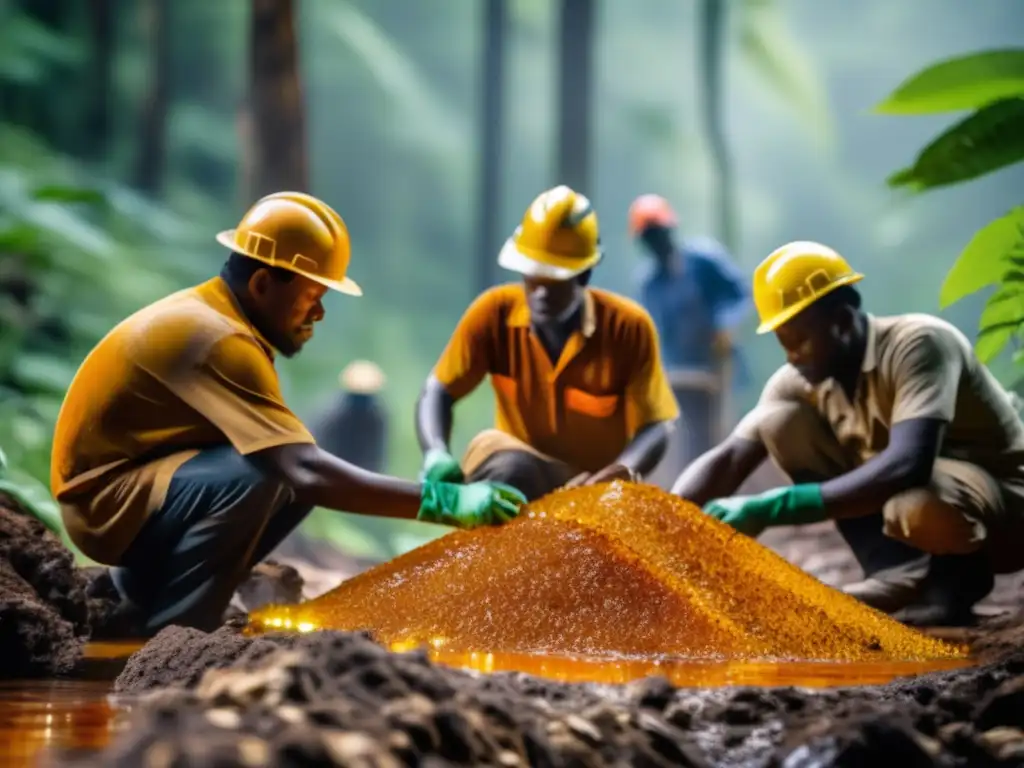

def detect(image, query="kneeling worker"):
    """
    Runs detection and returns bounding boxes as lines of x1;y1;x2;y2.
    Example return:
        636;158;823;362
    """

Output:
672;241;1024;625
50;191;525;635
416;185;680;500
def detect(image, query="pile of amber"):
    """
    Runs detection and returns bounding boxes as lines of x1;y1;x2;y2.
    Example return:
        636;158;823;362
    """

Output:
250;482;966;662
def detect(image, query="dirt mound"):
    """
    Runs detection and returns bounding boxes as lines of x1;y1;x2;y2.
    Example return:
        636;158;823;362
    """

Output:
71;624;1024;767
251;482;964;662
0;499;91;677
0;494;313;678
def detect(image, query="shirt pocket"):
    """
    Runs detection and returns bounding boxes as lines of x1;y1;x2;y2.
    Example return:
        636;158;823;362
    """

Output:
565;387;619;419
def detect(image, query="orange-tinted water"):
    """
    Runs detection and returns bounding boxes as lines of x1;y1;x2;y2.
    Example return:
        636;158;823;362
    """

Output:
0;642;141;767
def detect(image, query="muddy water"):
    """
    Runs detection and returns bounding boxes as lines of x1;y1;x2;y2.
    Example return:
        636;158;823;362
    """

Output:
0;642;972;767
0;642;141;768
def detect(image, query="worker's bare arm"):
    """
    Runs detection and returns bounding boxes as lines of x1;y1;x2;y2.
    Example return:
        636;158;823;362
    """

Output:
820;417;945;519
670;435;767;506
617;420;675;477
252;442;423;520
415;375;457;454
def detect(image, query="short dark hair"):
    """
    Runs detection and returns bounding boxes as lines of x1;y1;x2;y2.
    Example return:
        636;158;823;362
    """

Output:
816;284;862;313
220;252;296;290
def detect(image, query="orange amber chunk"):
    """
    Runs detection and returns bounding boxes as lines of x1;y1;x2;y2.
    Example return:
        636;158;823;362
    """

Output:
250;483;966;662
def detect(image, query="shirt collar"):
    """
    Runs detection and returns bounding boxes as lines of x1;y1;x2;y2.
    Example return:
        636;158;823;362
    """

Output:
507;286;596;338
861;313;878;373
199;277;277;359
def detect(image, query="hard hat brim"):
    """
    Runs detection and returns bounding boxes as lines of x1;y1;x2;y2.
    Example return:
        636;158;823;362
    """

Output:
216;230;362;297
497;238;600;280
756;272;864;334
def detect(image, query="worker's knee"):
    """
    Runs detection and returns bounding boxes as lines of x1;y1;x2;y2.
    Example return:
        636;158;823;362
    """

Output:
758;401;849;481
468;450;558;502
882;489;984;556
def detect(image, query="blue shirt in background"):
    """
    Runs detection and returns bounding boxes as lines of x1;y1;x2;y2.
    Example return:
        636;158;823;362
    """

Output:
635;236;752;384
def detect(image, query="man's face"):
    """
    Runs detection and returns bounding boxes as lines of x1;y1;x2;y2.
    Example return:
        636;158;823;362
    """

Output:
638;224;674;261
773;305;850;385
523;275;581;326
249;270;327;357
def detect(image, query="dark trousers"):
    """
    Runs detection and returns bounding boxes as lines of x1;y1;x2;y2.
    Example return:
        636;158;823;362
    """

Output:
111;446;313;634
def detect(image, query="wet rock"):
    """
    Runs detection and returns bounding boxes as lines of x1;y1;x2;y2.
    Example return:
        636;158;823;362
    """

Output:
776;714;942;768
975;676;1024;731
234;560;305;614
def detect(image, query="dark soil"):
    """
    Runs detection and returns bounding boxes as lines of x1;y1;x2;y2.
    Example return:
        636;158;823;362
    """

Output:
55;621;1024;767
0;497;309;679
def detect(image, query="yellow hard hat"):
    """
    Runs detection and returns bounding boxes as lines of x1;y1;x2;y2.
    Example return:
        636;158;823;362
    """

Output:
216;191;362;296
753;241;864;334
498;185;601;280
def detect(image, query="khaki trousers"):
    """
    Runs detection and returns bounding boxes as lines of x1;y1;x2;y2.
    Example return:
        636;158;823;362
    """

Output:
461;429;578;502
759;401;1024;575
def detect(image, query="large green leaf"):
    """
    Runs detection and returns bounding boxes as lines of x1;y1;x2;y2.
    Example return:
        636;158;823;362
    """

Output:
735;0;834;146
887;99;1024;191
939;206;1024;308
875;48;1024;115
977;287;1024;362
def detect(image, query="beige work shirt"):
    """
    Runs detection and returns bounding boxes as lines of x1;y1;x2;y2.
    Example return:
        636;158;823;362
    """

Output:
735;313;1024;481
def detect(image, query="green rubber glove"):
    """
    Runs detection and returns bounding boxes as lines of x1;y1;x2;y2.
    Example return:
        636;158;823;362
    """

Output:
703;484;826;537
417;479;526;529
420;448;464;484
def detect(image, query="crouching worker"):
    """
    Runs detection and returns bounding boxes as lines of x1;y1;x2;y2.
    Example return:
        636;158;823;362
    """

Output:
416;185;680;501
672;241;1024;626
50;192;525;635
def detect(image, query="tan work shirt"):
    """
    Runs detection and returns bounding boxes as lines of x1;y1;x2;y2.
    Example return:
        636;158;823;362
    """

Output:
736;313;1024;479
50;277;315;564
432;284;680;472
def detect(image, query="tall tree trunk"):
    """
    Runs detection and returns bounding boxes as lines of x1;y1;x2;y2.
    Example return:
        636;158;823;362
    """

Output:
556;0;595;195
133;0;170;195
244;0;308;200
697;0;737;252
82;0;115;161
475;0;507;293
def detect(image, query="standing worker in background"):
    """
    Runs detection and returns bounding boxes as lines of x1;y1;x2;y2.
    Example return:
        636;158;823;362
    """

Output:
50;191;525;635
673;241;1024;626
312;360;388;472
628;194;751;488
416;185;680;501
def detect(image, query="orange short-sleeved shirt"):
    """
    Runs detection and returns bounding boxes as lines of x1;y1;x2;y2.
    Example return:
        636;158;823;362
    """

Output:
50;277;314;564
432;284;679;472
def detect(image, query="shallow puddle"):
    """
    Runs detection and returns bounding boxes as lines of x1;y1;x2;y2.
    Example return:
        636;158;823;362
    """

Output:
0;642;141;767
421;647;973;687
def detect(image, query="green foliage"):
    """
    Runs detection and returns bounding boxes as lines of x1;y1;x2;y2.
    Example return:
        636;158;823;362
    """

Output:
874;49;1024;115
879;49;1024;367
887;99;1024;191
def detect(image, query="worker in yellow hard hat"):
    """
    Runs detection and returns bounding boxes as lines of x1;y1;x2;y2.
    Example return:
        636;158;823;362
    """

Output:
50;191;525;636
415;185;680;501
671;241;1024;626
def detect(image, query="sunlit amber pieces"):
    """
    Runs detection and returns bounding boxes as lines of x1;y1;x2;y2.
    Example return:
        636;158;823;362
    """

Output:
250;482;968;662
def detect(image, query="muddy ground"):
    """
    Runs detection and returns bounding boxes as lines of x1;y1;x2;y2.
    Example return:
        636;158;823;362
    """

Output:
4;494;1024;767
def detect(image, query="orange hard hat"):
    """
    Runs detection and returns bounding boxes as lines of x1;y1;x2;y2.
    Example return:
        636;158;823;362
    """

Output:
628;194;678;235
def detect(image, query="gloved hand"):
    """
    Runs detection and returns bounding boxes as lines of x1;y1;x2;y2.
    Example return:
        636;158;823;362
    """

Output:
420;448;464;484
417;479;526;529
703;484;826;538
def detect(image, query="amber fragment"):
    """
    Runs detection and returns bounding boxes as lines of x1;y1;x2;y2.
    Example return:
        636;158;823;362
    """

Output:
250;483;967;662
